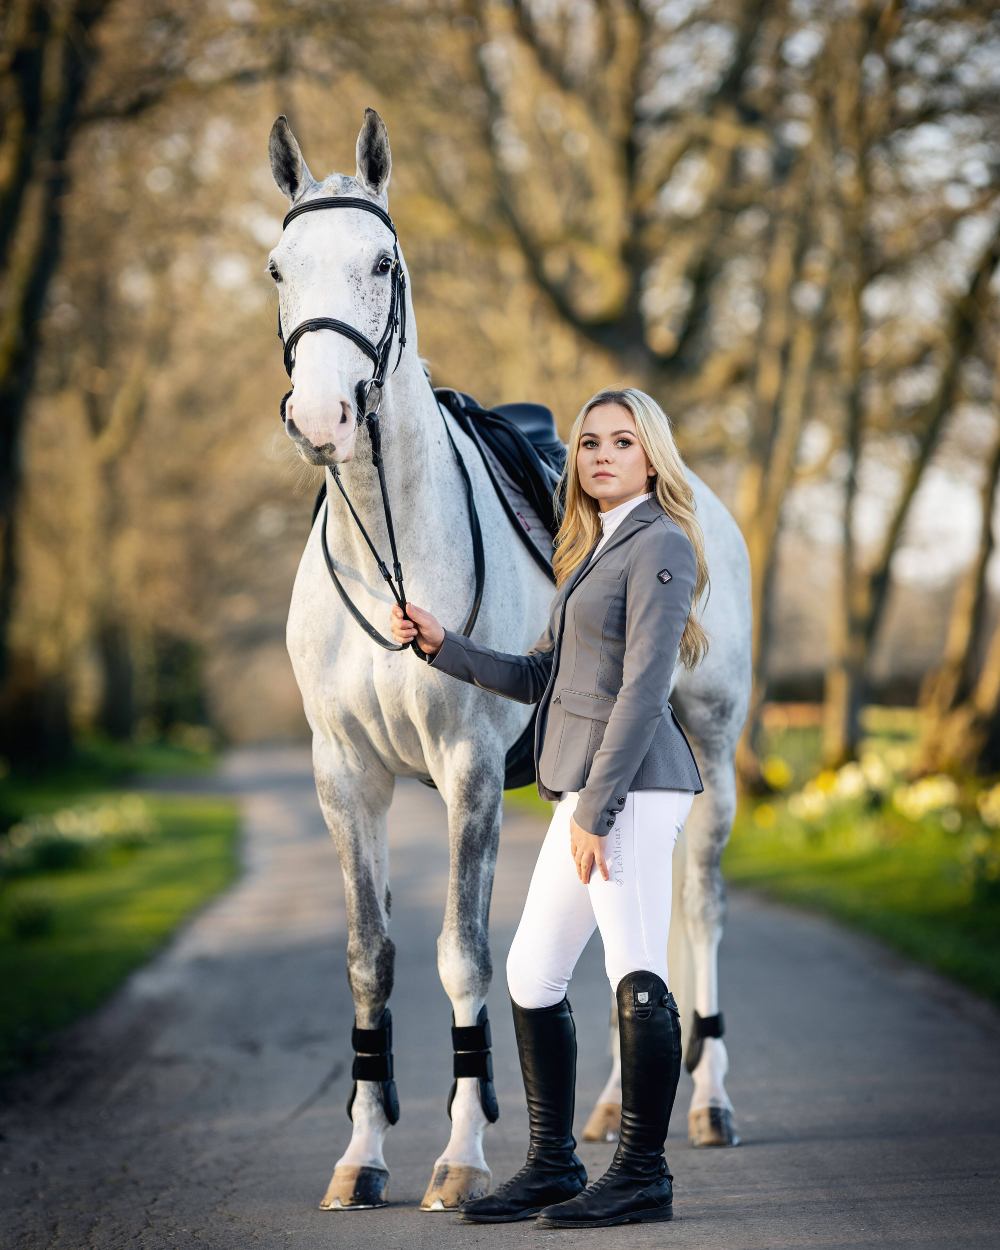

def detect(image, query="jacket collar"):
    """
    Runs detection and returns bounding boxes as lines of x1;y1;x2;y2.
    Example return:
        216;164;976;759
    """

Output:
562;494;664;598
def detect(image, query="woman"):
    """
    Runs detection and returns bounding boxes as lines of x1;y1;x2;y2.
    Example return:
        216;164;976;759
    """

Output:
390;386;709;1228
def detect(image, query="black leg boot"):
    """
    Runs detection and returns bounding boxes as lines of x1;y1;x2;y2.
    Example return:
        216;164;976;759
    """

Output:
459;996;587;1223
537;970;681;1228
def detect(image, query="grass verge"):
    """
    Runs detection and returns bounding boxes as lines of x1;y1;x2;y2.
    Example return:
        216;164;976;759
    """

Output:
0;739;239;1075
721;817;1000;1005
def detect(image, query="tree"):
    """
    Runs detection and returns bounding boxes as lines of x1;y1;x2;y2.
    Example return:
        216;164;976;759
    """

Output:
0;0;112;693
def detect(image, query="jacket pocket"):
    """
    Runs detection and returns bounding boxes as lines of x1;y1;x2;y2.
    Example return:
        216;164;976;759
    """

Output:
556;688;616;722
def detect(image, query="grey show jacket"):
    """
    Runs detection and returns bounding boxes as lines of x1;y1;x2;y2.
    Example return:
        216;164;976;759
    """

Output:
428;494;704;835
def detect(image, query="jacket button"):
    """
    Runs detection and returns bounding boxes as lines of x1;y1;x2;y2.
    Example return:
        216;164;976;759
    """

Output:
606;819;615;828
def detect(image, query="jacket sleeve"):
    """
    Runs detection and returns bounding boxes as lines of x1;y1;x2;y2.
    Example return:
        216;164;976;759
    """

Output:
426;595;558;705
573;519;697;836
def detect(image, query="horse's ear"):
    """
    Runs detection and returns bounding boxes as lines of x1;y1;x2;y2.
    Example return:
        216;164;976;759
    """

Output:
355;107;391;197
269;115;317;202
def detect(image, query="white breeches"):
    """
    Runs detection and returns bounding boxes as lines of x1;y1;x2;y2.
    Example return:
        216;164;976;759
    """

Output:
506;788;696;1010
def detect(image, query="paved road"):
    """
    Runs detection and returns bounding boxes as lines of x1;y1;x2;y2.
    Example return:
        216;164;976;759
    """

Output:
2;746;999;1249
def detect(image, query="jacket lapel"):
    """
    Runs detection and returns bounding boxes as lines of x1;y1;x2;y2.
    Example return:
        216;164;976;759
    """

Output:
534;496;663;772
564;494;664;596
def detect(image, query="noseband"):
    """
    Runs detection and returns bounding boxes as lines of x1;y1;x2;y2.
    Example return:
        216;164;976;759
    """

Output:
275;195;484;657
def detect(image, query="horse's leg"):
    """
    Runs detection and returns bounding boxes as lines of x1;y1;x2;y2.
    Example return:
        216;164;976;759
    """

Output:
581;996;623;1142
681;752;741;1147
311;739;400;1210
419;750;503;1211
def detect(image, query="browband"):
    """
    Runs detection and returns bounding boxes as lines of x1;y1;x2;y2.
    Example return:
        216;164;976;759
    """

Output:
282;195;397;235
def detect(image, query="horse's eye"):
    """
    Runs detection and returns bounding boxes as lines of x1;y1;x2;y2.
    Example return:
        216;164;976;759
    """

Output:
268;261;281;283
375;256;393;275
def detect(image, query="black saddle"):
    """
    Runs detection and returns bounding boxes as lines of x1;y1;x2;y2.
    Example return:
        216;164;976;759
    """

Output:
434;388;566;581
431;388;567;790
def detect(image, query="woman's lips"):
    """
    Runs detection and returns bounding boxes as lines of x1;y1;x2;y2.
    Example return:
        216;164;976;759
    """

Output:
593;472;614;479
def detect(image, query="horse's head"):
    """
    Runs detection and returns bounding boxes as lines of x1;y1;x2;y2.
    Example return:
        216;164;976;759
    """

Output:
267;109;405;465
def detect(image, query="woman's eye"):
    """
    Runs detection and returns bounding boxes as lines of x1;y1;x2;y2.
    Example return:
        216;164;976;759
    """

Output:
616;438;633;448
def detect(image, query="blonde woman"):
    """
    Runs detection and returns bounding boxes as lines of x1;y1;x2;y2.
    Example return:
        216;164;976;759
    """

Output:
390;387;709;1228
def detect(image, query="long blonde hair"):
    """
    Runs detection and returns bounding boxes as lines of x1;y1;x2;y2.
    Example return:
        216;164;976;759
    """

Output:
552;387;709;670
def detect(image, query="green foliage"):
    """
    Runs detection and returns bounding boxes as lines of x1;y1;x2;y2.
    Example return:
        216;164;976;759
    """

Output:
0;792;238;1075
0;733;217;834
7;892;55;941
729;720;1000;1004
147;633;210;735
723;816;1000;1004
0;796;158;877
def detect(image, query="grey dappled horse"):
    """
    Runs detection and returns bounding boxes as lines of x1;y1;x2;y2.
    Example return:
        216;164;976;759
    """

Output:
268;108;751;1211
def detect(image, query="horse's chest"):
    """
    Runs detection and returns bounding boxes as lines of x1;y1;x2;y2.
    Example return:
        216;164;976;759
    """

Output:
287;583;426;757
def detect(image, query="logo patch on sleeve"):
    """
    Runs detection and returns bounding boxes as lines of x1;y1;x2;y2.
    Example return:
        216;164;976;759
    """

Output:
656;568;672;583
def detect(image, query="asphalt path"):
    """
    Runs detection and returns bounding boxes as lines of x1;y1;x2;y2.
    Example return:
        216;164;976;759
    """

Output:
2;745;999;1249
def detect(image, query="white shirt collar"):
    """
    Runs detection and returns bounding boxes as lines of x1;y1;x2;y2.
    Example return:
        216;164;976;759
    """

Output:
598;491;652;535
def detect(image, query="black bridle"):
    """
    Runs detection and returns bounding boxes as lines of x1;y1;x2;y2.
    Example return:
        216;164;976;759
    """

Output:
275;195;484;657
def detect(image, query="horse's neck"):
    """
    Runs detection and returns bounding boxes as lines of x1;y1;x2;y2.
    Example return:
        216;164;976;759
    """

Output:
323;356;457;568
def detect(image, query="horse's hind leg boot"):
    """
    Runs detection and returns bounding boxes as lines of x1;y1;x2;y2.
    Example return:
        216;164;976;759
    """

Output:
684;1008;725;1073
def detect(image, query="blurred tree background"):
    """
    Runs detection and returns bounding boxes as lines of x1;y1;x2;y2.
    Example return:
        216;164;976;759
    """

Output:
2;0;999;788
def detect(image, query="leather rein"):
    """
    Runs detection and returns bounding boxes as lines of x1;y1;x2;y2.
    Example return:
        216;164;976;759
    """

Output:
276;195;484;657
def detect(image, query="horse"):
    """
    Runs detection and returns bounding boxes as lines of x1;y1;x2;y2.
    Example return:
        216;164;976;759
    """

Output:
267;107;752;1211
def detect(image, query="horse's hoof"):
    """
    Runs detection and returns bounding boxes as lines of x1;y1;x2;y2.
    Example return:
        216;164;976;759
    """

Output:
582;1100;621;1142
689;1105;740;1147
319;1164;390;1209
419;1163;491;1211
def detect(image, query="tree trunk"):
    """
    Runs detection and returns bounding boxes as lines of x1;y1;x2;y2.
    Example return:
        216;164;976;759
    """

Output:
736;164;833;789
825;227;1000;764
929;616;1000;777
0;651;72;765
0;0;110;692
916;366;1000;774
96;616;136;740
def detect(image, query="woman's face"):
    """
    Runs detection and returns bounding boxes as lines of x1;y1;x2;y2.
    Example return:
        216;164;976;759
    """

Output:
576;403;655;513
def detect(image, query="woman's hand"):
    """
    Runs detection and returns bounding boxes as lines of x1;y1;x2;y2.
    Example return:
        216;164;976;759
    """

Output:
390;602;445;657
570;814;610;884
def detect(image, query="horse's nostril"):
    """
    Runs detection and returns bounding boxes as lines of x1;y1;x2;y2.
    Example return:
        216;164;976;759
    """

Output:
285;416;299;438
340;400;352;425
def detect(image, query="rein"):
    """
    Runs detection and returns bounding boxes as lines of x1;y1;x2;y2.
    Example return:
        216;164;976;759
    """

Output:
276;195;484;657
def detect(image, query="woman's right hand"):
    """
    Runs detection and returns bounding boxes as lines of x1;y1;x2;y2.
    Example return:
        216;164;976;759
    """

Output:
390;602;445;657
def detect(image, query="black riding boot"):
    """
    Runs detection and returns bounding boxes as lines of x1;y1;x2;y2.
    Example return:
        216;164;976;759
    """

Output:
537;970;681;1228
459;995;587;1223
